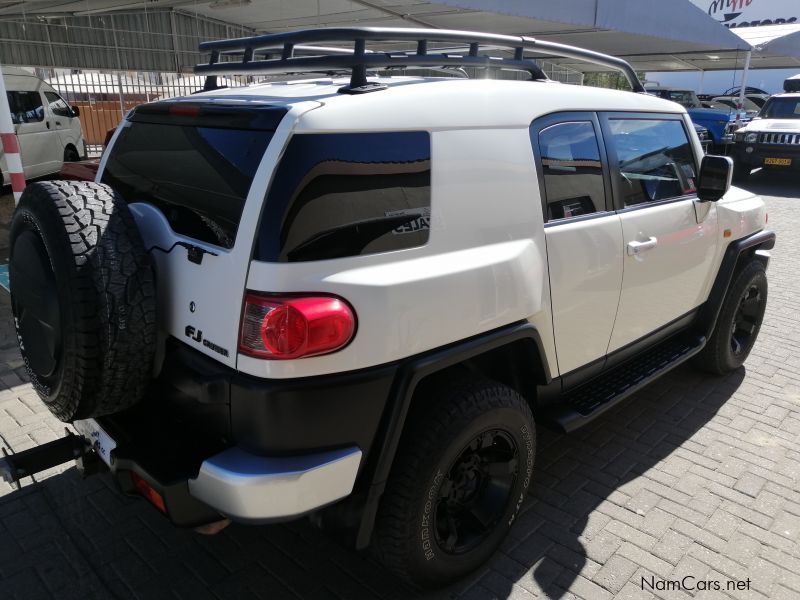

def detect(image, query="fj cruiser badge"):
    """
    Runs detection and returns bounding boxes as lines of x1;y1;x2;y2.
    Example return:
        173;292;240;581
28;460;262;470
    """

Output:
185;325;230;357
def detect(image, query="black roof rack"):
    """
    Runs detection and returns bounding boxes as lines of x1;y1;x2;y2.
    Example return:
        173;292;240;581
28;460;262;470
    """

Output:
195;27;645;94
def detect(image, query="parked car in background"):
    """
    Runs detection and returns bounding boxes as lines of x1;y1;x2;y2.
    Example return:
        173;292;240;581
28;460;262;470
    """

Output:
693;122;711;153
645;85;738;150
744;94;771;108
721;86;773;109
732;92;800;181
710;96;760;120
785;75;800;93
1;66;86;186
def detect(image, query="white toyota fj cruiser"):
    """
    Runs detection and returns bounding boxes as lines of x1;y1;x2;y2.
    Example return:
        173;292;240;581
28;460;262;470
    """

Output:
2;28;775;587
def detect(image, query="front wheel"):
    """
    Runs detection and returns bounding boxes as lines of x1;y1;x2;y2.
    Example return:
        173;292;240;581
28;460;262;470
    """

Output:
374;378;535;588
695;259;767;375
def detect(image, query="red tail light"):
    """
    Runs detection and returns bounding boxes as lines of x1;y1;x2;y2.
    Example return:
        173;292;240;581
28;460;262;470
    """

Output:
239;294;356;360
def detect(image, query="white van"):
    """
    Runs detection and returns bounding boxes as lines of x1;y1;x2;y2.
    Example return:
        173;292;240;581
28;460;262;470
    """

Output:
1;66;86;184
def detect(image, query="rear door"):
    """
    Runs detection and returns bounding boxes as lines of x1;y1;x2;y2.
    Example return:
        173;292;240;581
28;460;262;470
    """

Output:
99;100;307;368
601;113;718;352
531;112;623;378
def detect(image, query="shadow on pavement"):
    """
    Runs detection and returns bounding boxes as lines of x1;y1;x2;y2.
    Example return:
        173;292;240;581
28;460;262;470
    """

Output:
460;366;747;599
0;363;747;600
0;174;760;599
735;169;799;199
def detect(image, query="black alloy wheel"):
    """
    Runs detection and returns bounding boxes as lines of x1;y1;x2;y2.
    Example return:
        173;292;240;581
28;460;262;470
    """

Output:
10;228;62;381
435;429;518;556
375;377;535;588
695;259;767;375
730;283;763;357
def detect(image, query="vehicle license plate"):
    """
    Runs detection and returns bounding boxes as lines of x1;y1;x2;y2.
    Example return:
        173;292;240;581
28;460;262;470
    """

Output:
764;158;791;166
73;419;117;466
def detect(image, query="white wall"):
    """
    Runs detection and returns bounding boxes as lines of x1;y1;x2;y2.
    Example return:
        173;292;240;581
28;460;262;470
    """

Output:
645;69;799;95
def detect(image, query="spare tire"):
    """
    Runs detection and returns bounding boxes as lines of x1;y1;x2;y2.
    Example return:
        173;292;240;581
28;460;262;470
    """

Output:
9;181;156;421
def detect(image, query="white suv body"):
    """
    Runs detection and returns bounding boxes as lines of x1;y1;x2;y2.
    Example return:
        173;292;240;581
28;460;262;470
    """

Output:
99;77;765;380
6;29;775;588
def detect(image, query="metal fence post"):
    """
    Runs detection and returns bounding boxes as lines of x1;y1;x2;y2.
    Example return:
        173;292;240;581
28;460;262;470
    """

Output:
0;63;26;205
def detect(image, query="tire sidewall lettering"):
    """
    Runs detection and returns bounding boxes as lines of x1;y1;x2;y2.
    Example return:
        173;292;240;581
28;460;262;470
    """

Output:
509;423;534;526
420;469;444;561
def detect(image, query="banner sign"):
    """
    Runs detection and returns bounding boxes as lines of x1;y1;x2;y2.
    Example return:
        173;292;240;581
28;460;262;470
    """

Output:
690;0;798;28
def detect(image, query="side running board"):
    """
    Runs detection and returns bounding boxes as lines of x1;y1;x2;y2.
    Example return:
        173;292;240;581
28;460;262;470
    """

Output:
548;334;706;432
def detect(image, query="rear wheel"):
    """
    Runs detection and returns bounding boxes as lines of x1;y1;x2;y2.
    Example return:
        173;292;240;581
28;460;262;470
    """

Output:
64;145;80;162
374;378;535;588
9;181;156;421
695;259;767;375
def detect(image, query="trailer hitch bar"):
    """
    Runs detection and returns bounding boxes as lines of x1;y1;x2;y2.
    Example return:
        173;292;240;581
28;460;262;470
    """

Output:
0;430;91;489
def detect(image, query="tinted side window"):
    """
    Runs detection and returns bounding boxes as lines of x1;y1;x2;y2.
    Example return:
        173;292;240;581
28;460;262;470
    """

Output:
44;92;72;117
256;132;431;262
7;91;44;124
537;121;606;222
606;119;698;207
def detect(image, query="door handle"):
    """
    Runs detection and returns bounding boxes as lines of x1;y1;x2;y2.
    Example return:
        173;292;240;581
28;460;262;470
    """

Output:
55;121;62;126
627;236;658;256
46;121;50;129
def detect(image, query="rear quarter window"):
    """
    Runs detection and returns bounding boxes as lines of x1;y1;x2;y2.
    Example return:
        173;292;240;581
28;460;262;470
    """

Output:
256;131;431;262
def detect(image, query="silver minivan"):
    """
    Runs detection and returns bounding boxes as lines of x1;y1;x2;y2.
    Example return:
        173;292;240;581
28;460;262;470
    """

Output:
1;66;86;184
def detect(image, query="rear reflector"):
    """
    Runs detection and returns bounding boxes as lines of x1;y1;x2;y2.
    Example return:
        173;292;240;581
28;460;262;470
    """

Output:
239;294;356;360
131;472;167;513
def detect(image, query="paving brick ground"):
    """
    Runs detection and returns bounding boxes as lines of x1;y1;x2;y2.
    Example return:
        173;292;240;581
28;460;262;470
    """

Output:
1;172;799;600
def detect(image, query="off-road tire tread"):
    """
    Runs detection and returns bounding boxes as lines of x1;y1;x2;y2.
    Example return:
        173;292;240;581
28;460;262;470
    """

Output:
374;377;534;586
11;180;156;421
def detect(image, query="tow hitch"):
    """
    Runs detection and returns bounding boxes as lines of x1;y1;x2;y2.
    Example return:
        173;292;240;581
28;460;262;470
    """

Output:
0;429;103;489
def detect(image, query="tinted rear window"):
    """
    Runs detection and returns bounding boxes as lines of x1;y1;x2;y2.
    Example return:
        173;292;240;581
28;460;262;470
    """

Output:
256;131;431;262
102;116;280;249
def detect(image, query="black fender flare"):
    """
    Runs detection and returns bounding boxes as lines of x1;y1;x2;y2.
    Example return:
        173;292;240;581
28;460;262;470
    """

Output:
696;229;775;340
354;320;551;548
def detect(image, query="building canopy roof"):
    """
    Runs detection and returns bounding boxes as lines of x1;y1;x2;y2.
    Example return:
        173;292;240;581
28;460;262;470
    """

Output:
4;0;798;75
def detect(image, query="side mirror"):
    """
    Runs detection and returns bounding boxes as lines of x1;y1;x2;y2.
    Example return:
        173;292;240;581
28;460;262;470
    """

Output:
697;155;733;202
71;105;80;117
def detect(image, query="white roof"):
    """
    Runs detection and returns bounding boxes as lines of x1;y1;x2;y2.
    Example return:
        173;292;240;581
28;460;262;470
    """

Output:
192;76;684;130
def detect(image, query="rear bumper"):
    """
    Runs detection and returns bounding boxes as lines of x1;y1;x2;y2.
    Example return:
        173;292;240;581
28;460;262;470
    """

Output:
97;341;391;527
105;427;362;526
188;446;362;524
